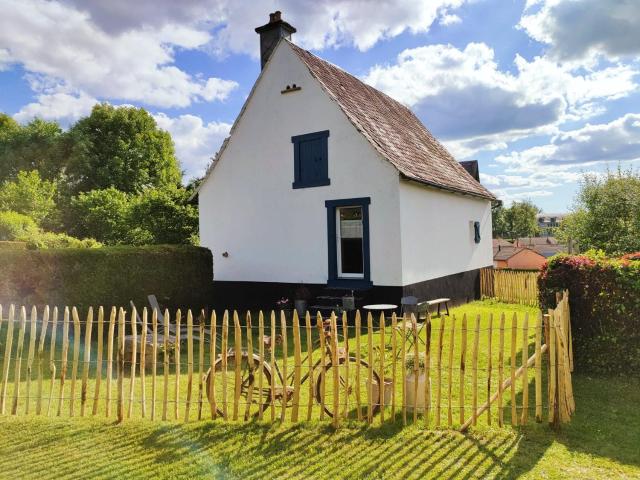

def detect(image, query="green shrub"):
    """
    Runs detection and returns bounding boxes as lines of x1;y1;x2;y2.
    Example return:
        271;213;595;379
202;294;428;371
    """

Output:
25;231;102;249
539;251;640;375
0;245;213;313
0;210;39;240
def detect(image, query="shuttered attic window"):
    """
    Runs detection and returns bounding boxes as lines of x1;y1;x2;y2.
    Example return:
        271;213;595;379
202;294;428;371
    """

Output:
291;130;330;189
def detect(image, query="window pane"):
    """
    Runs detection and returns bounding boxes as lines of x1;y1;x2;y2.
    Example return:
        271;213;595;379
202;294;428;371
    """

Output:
339;207;363;275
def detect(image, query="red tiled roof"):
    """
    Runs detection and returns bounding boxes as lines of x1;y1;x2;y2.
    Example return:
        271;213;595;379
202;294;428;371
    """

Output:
288;41;495;200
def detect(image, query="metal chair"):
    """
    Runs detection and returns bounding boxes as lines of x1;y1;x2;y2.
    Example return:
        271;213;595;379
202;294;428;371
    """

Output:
397;296;427;353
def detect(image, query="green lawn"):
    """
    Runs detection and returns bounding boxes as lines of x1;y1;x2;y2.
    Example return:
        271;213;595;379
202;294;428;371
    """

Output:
0;374;637;479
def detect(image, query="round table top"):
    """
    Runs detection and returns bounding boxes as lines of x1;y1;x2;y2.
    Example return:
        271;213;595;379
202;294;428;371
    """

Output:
363;304;398;310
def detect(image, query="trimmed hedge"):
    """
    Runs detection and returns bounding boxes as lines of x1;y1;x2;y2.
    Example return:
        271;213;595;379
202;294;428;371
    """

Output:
0;245;213;313
539;252;640;375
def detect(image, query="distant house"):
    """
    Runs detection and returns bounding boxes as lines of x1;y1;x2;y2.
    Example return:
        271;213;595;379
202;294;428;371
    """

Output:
493;238;513;249
515;237;568;258
537;213;566;230
493;246;547;270
197;12;496;308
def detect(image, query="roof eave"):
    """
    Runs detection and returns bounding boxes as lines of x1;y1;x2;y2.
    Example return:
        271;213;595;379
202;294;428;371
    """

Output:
399;173;496;201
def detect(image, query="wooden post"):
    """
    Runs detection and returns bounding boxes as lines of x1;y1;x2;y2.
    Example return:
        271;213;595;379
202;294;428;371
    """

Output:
36;306;50;415
305;312;314;421
401;314;408;426
258;311;266;420
534;312;542;422
435;315;445;427
548;310;556;425
117;308;125;423
209;311;217;420
279;310;287;422
497;313;505;427
447;315;456;427
92;306;104;416
233;310;244;422
11;306;27;415
150;309;158;421
471;314;480;426
486;313;493;425
391;312;397;421
139;308;147;418
185;310;194;422
367;312;374;424
174;310;181;420
355;310;362;421
243;312;254;422
269;311;275;422
291;310;302;422
459;314;467;424
0;304;15;415
163;309;171;421
521;313;529;425
198;311;205;421
69;307;82;416
379;312;385;424
221;310;229;421
106;307;116;418
424;314;432;427
47;306;58;416
126;307;136;419
81;307;94;417
510;313;518;426
316;312;326;420
25;306;37;414
331;312;339;427
412;314;419;424
58;307;70;417
342;311;349;421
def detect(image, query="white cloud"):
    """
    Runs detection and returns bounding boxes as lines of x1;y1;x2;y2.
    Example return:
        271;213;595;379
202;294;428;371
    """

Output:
520;0;640;61
13;91;97;126
439;13;462;26
497;113;640;167
0;0;238;108
363;42;638;156
153;113;231;180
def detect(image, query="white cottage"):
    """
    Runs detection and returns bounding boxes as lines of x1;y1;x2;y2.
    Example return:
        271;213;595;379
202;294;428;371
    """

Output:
198;12;496;309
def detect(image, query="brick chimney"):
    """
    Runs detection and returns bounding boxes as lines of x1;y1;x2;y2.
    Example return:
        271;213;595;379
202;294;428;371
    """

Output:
255;11;296;69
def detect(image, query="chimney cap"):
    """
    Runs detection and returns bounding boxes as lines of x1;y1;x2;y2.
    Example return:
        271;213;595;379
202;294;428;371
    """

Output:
255;11;296;34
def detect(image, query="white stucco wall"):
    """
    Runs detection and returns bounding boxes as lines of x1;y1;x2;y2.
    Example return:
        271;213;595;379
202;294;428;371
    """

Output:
398;181;493;286
199;41;403;286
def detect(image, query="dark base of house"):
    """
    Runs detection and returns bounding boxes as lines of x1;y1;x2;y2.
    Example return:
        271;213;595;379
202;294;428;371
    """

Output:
209;267;484;312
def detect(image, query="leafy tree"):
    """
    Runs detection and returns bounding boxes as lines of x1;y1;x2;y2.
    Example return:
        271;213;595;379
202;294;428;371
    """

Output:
66;187;132;245
66;104;181;194
130;188;198;245
0;170;57;225
0;116;68;182
559;169;640;255
492;200;540;239
0;210;39;241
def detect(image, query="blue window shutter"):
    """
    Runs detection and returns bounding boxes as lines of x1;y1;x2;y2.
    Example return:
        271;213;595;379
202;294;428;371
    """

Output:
292;130;330;189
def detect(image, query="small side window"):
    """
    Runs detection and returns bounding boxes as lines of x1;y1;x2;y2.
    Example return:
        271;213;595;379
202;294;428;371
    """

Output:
292;130;330;189
474;221;481;244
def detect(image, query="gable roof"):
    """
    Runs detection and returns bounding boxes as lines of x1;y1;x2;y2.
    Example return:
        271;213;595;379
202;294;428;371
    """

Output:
287;41;495;200
493;246;545;261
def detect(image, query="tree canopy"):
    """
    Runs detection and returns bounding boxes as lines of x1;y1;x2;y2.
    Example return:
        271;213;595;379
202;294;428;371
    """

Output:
66;104;181;194
559;169;640;255
492;200;540;240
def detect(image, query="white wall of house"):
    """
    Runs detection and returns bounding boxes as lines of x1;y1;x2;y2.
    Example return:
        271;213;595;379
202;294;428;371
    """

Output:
398;181;493;286
199;41;403;286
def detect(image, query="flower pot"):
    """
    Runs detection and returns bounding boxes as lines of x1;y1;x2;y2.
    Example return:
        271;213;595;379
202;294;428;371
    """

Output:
371;377;393;406
405;373;432;413
294;299;307;317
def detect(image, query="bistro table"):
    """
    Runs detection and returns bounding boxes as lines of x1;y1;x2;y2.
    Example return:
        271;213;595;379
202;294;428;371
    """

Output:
362;304;398;314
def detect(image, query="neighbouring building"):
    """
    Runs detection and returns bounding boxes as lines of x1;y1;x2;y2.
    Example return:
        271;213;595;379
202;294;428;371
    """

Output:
198;12;496;308
493;245;547;270
537;213;566;230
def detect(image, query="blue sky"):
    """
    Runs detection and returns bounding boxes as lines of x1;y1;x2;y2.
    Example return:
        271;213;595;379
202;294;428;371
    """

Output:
1;0;639;212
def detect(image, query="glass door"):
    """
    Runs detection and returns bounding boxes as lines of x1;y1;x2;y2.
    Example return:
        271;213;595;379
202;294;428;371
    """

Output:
336;206;364;278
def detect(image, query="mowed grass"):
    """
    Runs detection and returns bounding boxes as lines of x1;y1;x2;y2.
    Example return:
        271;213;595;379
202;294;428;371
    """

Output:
0;300;540;425
0;374;638;479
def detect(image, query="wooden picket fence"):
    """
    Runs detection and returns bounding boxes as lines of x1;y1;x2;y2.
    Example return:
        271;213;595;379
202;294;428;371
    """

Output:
0;294;573;429
480;268;539;306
